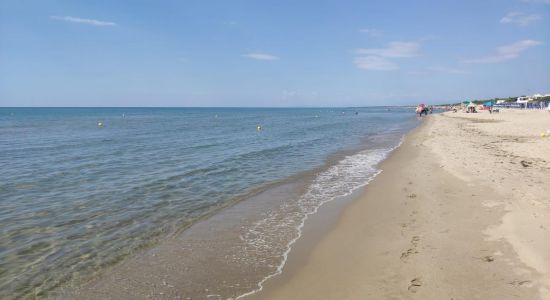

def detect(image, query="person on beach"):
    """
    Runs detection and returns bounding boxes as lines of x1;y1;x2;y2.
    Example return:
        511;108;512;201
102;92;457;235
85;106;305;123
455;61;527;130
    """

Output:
416;104;428;117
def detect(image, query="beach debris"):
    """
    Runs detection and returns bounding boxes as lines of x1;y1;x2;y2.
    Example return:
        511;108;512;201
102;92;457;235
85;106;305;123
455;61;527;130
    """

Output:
162;280;174;288
407;193;417;198
408;277;423;293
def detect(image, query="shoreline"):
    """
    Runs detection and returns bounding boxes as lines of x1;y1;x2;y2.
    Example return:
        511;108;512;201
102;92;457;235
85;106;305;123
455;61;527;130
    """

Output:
57;115;414;300
245;115;430;300
252;110;550;299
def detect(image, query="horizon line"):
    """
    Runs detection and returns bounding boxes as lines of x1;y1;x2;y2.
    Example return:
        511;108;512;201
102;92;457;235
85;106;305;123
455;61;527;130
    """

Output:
0;105;439;109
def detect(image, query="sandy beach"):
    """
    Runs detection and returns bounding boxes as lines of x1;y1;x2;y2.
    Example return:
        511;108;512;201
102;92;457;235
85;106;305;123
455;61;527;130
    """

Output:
253;109;550;300
3;1;549;299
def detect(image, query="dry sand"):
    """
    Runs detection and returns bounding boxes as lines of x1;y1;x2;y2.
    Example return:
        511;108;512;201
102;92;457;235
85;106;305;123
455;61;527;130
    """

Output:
253;109;550;300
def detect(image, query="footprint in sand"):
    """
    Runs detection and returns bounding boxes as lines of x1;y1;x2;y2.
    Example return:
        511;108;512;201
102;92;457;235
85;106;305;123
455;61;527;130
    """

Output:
473;255;494;262
508;279;531;287
407;193;417;198
400;236;420;262
400;248;418;261
408;277;422;293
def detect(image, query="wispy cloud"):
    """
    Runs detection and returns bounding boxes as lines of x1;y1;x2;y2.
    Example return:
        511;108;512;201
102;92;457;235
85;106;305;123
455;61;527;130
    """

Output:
464;39;542;64
500;12;542;26
407;71;426;75
353;41;419;71
355;42;420;58
359;28;382;37
282;90;297;99
354;56;398;71
428;67;469;74
242;53;278;61
50;16;116;26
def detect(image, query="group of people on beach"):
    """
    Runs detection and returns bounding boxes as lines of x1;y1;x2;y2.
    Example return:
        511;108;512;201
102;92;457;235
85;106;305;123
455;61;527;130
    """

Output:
416;104;433;117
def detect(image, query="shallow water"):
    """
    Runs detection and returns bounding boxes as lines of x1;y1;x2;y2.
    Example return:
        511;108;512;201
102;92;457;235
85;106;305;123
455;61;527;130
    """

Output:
0;107;417;298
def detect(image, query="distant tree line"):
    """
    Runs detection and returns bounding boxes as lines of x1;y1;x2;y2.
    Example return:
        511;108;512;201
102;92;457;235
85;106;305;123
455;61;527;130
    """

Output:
441;95;550;106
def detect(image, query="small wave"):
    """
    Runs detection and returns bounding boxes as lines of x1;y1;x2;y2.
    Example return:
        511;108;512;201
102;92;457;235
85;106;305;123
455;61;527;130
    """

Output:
235;139;404;299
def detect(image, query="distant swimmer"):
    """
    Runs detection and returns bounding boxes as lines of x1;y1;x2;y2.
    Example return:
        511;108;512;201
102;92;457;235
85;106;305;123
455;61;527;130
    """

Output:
97;122;104;127
256;125;262;131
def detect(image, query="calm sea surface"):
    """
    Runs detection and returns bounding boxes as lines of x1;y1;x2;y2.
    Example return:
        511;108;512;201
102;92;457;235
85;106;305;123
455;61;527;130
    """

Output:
0;107;418;298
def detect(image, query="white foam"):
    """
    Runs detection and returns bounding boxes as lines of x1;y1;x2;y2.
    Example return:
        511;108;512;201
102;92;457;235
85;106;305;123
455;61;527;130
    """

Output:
235;138;404;299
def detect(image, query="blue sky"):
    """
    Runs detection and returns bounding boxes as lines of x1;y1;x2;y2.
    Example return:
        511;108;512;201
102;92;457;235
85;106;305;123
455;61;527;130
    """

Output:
1;0;549;107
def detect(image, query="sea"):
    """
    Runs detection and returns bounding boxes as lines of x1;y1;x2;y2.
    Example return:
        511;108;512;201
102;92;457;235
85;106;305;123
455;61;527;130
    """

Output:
0;107;419;299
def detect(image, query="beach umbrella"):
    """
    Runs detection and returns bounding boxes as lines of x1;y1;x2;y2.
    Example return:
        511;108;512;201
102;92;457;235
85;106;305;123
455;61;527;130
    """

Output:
484;101;493;107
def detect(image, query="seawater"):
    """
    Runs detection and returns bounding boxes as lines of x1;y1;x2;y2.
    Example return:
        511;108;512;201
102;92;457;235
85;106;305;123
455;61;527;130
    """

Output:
0;107;418;299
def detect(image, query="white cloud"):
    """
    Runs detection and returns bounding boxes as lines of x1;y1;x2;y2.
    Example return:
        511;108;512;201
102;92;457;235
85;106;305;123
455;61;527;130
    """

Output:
428;67;469;74
282;90;297;99
242;53;279;60
359;28;382;37
354;56;398;71
464;40;542;64
500;12;542;26
50;16;116;26
355;42;420;58
353;41;420;71
407;71;426;75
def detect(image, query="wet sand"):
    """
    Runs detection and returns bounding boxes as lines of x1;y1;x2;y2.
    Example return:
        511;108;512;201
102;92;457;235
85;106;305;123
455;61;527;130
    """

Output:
254;110;550;299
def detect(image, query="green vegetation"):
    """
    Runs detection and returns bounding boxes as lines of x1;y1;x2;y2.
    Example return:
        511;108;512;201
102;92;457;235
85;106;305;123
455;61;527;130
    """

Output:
443;95;549;106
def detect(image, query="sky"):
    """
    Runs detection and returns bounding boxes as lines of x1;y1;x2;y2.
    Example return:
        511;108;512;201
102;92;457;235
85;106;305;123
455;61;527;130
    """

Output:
1;0;549;107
